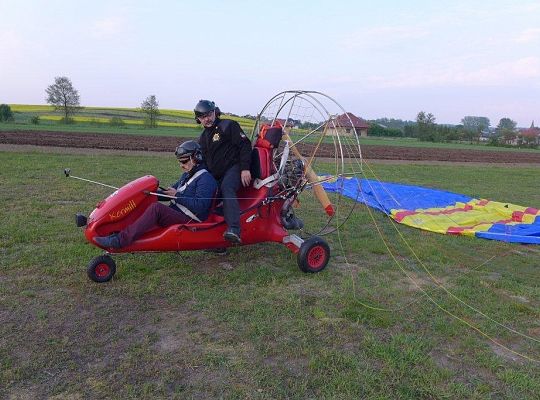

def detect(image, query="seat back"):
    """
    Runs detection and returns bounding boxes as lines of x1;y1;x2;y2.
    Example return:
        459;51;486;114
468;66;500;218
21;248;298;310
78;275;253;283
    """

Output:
250;146;273;180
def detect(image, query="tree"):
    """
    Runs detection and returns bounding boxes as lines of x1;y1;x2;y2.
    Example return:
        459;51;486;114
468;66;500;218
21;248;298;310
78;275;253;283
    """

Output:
0;104;14;122
495;118;517;146
45;76;81;123
141;95;160;128
461;116;490;144
520;131;538;147
371;117;415;132
416;111;436;141
496;117;517;132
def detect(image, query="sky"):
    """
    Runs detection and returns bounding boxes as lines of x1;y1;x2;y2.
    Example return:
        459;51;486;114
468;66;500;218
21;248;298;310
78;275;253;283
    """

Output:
1;0;539;127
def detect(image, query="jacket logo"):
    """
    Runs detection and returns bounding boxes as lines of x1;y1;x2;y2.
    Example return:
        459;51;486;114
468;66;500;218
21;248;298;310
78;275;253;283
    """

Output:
212;133;220;142
109;200;136;220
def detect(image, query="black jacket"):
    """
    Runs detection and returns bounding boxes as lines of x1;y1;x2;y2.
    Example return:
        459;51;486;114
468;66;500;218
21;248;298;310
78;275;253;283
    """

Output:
198;118;252;180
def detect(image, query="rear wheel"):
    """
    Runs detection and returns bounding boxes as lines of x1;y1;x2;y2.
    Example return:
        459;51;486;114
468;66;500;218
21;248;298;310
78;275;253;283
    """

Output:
87;255;116;283
297;236;330;273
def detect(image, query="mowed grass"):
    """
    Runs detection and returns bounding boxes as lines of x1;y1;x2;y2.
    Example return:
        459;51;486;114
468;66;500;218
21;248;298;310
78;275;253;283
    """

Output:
0;149;539;399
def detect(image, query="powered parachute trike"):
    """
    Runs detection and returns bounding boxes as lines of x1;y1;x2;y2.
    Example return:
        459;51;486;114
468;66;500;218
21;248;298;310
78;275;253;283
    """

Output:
70;91;363;282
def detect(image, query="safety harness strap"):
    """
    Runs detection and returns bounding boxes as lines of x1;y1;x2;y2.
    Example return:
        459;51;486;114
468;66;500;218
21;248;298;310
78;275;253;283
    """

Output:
170;169;208;222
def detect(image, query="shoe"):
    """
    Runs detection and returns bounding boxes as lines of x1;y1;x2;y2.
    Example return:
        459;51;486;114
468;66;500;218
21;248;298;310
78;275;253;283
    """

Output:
95;233;121;249
204;247;228;256
223;229;242;244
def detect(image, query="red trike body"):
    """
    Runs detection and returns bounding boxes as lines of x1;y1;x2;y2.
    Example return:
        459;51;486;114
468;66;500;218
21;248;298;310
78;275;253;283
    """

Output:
78;141;330;282
83;146;299;254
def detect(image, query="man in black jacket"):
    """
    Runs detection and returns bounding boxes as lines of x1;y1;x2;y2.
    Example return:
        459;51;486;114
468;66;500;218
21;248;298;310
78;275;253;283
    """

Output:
195;99;252;244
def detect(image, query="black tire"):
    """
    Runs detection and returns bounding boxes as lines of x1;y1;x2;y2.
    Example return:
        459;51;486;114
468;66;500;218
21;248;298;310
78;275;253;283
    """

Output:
297;236;330;273
87;255;116;283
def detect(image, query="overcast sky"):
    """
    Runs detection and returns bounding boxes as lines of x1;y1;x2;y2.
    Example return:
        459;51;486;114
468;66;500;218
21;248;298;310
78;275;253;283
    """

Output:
1;0;539;126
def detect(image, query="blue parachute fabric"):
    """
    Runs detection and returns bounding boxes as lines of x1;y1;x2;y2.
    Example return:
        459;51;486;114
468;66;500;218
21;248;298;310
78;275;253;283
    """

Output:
321;177;540;245
476;220;540;244
323;178;472;213
357;179;473;213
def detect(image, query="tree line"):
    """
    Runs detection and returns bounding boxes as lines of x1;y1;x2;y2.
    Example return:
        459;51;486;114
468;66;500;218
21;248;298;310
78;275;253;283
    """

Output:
368;112;536;148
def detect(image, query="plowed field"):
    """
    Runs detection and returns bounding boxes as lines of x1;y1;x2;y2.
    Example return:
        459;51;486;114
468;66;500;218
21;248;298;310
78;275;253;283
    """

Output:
2;130;539;163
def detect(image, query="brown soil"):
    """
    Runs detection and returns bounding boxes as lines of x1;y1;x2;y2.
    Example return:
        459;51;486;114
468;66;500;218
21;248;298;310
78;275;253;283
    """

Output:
1;130;540;163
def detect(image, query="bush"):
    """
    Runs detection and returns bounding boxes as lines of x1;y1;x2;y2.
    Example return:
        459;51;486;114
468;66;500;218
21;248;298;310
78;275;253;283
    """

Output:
368;123;403;137
59;117;75;124
109;116;126;127
0;104;14;122
143;118;160;128
30;115;40;125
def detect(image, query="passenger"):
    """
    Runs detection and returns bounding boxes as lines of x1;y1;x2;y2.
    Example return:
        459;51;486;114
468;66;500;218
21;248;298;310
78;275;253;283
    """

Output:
194;99;252;244
95;141;217;249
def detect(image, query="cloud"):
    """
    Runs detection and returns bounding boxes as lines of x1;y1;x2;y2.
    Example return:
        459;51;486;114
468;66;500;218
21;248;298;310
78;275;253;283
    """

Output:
0;30;25;75
515;28;540;43
0;30;23;53
91;16;127;38
342;24;430;49
368;57;540;89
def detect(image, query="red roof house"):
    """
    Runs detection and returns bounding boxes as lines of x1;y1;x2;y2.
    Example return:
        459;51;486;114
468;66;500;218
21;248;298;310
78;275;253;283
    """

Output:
519;121;540;145
326;112;370;137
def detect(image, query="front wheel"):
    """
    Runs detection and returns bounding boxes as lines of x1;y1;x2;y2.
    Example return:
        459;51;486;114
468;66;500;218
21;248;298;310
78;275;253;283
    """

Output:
87;255;116;283
297;236;330;273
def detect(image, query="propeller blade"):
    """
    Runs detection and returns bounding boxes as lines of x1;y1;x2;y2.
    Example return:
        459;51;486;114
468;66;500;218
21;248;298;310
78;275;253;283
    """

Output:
283;132;335;216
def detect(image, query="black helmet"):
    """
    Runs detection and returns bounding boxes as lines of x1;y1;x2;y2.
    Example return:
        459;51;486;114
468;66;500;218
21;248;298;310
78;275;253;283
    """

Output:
175;140;203;162
194;100;216;116
194;99;221;122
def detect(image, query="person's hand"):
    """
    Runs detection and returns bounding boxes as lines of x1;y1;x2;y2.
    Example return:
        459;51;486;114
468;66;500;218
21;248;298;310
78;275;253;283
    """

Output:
241;170;252;187
163;187;177;197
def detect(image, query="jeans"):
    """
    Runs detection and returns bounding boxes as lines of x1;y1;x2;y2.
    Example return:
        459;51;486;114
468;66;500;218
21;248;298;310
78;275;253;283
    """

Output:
118;202;191;246
219;165;241;234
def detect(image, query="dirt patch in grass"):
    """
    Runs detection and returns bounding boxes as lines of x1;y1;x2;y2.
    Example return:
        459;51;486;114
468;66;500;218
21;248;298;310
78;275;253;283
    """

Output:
489;342;527;364
395;271;449;292
0;274;248;398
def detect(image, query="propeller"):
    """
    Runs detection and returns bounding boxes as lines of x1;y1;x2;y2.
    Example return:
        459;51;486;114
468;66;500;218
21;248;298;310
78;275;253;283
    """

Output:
282;131;335;216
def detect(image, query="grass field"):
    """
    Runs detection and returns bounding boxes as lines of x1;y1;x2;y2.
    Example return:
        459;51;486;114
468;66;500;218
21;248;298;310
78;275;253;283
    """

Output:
3;104;539;154
358;136;539;153
5;104;256;134
1;149;539;399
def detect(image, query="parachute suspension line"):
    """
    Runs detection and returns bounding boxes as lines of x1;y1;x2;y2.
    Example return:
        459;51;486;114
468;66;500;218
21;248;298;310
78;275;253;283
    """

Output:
359;160;540;344
387;212;540;344
346;161;540;362
394;251;510;311
358;193;539;362
306;119;330;171
343;158;511;294
330;154;539;360
333;156;416;312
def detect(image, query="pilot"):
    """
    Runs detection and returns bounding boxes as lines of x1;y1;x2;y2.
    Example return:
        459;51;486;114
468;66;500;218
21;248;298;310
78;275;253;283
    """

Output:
195;99;252;244
95;141;217;249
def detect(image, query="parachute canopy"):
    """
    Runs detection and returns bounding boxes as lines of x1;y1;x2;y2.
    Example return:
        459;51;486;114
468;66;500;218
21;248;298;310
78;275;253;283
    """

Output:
322;178;540;245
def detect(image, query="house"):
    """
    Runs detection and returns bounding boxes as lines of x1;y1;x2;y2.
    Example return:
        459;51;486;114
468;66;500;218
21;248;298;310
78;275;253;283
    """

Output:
326;112;370;137
519;121;540;145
